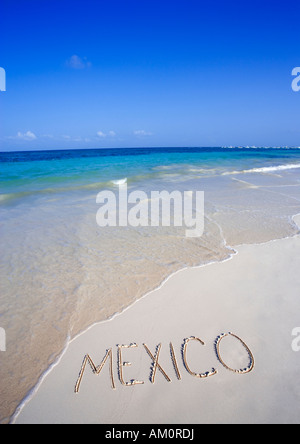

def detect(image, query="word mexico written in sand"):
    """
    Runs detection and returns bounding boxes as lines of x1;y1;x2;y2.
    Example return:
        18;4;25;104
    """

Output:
74;332;255;393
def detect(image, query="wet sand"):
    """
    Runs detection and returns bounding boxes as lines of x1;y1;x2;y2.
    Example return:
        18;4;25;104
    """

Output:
13;216;300;424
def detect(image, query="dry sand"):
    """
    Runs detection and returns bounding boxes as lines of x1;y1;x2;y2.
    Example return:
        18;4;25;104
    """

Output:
13;216;300;424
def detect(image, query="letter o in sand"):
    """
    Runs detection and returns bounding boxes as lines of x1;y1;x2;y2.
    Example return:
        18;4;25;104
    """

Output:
215;332;255;374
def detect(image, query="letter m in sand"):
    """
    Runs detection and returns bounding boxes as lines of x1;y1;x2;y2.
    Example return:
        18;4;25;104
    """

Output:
74;350;115;393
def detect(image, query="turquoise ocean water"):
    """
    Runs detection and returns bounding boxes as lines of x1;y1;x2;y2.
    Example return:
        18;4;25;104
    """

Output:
1;147;300;205
1;147;300;422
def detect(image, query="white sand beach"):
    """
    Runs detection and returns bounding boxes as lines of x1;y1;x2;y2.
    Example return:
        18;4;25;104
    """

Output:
13;215;300;424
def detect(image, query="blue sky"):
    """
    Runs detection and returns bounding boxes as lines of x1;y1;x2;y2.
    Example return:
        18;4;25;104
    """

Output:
1;0;300;151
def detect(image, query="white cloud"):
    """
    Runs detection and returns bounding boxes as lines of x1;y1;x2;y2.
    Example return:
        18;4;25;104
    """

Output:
60;135;92;143
97;130;116;138
66;55;92;70
133;130;153;136
12;131;37;141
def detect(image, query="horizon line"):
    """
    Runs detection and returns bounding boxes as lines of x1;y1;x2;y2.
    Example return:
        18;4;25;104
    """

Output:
1;145;300;154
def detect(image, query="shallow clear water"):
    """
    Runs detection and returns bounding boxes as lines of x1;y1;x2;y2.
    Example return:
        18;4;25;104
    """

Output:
1;147;300;422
